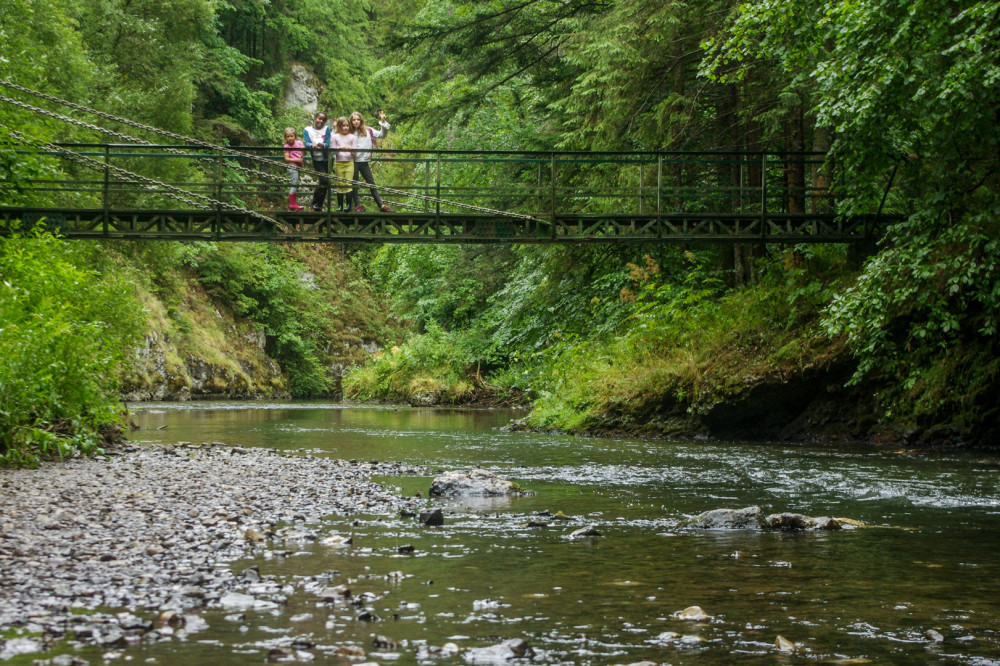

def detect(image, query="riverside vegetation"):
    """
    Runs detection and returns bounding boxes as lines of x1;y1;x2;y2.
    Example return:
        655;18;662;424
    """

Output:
2;0;999;465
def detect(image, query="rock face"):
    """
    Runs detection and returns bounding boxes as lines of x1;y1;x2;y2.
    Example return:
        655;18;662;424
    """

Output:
284;63;320;113
122;331;286;401
687;506;768;529
429;470;532;497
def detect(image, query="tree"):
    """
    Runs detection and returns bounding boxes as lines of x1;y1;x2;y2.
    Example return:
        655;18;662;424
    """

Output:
707;0;1000;426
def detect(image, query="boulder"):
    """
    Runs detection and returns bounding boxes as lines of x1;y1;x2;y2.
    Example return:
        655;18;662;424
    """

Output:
674;606;711;621
319;534;353;548
429;470;532;497
774;635;797;653
766;513;842;530
464;638;534;664
419;509;444;526
687;506;767;529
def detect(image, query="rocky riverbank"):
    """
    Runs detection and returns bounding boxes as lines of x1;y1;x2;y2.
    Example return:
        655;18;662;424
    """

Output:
0;443;425;661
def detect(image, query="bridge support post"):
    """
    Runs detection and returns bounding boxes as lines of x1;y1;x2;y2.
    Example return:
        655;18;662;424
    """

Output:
102;145;110;237
537;162;543;220
639;162;644;216
760;152;767;239
657;154;662;238
550;152;557;239
215;149;223;238
423;157;431;213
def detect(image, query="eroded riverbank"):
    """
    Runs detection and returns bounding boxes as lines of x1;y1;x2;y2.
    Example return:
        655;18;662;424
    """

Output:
0;443;424;662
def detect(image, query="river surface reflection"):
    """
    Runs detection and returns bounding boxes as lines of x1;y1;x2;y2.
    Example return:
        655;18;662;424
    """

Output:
127;401;1000;664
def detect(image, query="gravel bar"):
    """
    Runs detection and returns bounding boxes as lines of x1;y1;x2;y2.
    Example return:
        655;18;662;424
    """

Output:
0;442;425;660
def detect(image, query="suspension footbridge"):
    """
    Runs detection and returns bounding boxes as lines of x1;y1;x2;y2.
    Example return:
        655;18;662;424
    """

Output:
0;80;902;245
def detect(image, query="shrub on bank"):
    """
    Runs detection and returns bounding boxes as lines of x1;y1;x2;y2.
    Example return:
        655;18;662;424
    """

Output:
0;228;143;466
521;249;851;432
343;323;479;404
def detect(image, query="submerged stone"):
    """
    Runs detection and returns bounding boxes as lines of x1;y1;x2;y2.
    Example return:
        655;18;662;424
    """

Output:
774;635;797;653
319;534;352;548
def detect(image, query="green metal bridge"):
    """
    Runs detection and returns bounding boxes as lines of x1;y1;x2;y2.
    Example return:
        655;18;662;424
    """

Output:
0;79;903;244
0;143;901;244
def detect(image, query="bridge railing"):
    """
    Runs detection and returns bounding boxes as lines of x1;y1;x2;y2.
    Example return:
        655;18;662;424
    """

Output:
4;143;839;220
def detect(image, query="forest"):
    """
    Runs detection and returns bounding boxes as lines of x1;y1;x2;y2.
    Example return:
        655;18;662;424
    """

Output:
1;0;999;465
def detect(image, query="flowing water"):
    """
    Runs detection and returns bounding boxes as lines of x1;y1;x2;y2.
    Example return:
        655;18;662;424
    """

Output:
126;402;1000;664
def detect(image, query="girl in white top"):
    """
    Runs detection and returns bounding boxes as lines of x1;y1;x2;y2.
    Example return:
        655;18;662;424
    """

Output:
349;110;392;212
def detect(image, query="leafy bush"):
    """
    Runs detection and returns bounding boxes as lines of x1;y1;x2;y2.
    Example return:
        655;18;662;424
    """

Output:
824;205;1000;425
523;250;847;431
343;322;479;404
185;243;334;397
0;227;143;466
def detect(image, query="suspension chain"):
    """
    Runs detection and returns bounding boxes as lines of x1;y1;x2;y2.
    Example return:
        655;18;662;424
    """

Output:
0;92;285;184
5;129;281;227
0;78;540;222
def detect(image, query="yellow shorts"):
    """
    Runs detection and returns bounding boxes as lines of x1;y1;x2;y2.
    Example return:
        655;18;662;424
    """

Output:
334;161;353;193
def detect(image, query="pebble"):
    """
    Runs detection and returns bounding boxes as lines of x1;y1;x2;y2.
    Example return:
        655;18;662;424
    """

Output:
0;443;424;657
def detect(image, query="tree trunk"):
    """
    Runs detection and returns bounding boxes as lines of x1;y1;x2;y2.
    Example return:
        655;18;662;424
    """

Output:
812;125;833;212
787;100;806;214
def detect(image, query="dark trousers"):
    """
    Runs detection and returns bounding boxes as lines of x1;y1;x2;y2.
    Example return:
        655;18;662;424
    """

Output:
351;161;384;208
310;159;330;209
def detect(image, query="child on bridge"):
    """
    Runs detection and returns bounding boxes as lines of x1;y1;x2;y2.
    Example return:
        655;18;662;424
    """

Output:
282;127;305;211
349;110;392;212
330;116;356;212
303;112;331;211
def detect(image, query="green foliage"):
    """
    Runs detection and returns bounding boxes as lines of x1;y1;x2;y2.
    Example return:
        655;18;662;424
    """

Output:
354;243;727;406
0;227;143;466
551;0;732;151
343;322;478;403
705;0;1000;209
0;0;95;96
824;205;1000;421
70;0;213;134
369;243;517;332
523;251;842;431
184;243;337;397
702;0;1000;428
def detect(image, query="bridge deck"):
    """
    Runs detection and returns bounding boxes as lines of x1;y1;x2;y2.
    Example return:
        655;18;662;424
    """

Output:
0;207;898;244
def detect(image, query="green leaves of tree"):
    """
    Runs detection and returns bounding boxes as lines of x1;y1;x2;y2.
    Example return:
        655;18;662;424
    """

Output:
0;228;143;466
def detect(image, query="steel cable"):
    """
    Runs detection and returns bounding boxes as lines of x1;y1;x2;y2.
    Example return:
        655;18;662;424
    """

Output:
5;129;281;227
0;78;540;221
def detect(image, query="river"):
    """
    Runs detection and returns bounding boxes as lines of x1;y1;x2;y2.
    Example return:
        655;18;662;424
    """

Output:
127;401;1000;664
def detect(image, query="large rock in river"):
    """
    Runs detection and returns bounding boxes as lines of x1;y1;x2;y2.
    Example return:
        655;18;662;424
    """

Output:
766;513;841;530
430;469;532;497
464;638;534;663
687;506;768;529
